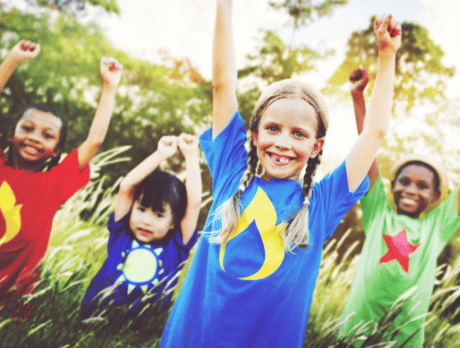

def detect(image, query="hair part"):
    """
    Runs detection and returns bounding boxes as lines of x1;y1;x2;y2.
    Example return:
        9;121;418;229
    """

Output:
212;80;328;250
134;170;187;227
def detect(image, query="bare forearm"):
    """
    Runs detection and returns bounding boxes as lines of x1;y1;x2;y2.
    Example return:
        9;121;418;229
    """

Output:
0;55;20;95
212;0;238;138
78;86;116;167
363;51;396;139
185;154;202;207
119;151;167;194
351;91;366;135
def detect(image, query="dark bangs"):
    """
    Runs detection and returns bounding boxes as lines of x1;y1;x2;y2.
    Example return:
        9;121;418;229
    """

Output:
134;170;187;225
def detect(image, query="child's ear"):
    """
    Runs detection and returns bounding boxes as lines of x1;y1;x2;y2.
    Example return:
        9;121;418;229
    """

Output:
309;138;325;159
390;181;395;193
251;131;258;147
52;147;61;158
7;129;14;142
431;190;441;203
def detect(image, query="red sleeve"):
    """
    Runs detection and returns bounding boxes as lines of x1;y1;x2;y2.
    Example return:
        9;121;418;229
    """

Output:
45;149;90;207
0;147;7;166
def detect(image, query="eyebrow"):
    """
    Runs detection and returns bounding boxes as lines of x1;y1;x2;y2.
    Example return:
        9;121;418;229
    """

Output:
21;118;60;134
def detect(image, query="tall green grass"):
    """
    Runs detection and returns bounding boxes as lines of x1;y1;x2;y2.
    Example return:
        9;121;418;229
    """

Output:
1;150;460;347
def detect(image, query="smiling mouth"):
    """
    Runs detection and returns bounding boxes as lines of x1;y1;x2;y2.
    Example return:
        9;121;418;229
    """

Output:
138;228;153;236
21;143;44;155
269;153;294;165
400;197;417;207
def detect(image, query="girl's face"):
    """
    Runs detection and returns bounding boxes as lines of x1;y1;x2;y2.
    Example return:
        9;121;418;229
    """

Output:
251;98;324;181
129;200;175;243
391;164;440;218
9;109;62;170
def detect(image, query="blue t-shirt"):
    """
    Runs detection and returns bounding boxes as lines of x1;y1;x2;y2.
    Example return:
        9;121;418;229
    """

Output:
81;212;198;320
159;112;369;348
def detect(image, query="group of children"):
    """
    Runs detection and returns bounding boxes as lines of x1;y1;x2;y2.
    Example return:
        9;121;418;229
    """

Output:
0;2;459;347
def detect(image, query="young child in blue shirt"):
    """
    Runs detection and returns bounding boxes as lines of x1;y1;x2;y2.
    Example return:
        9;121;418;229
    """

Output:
81;134;202;321
158;1;402;347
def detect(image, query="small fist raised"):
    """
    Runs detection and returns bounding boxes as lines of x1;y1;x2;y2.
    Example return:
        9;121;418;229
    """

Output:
157;135;178;158
100;57;123;88
178;133;199;157
349;66;369;94
374;14;402;53
10;40;41;63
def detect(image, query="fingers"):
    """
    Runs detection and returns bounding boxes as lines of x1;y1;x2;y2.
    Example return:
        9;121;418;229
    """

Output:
101;57;123;72
19;40;40;53
349;69;363;83
159;135;178;148
374;14;401;52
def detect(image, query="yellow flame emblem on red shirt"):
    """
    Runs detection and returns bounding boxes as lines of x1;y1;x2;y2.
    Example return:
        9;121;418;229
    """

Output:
0;182;22;246
219;187;287;280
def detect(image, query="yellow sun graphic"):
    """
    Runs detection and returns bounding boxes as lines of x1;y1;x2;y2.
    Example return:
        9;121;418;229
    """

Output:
114;240;164;295
0;181;22;246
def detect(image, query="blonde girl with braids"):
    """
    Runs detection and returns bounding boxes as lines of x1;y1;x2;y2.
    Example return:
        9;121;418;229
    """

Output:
159;1;401;347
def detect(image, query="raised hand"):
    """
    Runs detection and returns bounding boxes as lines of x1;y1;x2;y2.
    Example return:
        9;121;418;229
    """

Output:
374;14;402;53
178;134;199;157
100;57;123;89
349;66;369;94
9;40;41;63
157;135;178;159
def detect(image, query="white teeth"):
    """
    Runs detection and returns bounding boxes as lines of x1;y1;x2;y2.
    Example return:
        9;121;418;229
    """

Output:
279;157;289;163
401;198;416;205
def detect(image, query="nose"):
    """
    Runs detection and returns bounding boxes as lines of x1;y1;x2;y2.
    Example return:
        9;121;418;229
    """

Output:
405;183;417;194
273;132;291;150
27;131;41;143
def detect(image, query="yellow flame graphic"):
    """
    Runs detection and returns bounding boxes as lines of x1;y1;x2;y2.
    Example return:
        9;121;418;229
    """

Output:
0;182;22;245
219;187;287;280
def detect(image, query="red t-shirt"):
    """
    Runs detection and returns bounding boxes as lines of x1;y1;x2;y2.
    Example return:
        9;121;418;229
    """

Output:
0;149;90;300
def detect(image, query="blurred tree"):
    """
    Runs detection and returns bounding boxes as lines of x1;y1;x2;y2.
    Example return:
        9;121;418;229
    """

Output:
0;9;212;187
237;0;347;125
326;16;455;111
25;0;119;15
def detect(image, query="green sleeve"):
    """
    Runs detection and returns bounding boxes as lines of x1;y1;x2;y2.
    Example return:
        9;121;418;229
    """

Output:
425;189;460;247
361;176;390;234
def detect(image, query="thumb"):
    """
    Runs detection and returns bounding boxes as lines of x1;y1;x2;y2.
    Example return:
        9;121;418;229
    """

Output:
380;14;392;33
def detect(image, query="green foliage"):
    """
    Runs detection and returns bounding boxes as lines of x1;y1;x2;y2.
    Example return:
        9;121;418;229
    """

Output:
0;8;212;185
28;0;120;15
326;16;455;111
269;0;348;29
237;29;330;84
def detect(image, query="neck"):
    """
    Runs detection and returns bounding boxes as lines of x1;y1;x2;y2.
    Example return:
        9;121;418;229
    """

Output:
10;152;46;172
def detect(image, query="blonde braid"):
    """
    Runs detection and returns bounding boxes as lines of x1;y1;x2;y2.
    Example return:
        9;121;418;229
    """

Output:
210;139;258;243
283;150;323;252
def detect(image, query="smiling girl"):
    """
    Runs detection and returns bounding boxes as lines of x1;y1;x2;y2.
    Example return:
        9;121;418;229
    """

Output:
158;1;401;347
0;40;122;318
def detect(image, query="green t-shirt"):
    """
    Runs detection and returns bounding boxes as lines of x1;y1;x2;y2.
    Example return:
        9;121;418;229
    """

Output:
340;177;460;347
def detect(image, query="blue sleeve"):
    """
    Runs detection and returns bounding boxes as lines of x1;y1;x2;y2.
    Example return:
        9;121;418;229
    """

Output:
107;212;130;251
313;160;369;240
172;227;199;250
199;111;248;203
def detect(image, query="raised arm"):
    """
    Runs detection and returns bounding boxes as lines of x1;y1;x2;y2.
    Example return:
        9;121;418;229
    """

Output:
77;57;122;168
114;136;178;221
178;134;202;244
349;66;379;190
212;0;238;139
345;15;401;192
0;40;40;134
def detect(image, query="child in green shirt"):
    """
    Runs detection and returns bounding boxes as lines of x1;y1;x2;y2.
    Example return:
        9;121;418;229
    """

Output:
340;67;460;347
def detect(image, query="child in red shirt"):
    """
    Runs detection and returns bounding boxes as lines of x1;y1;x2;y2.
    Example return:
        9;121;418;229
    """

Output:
0;40;122;319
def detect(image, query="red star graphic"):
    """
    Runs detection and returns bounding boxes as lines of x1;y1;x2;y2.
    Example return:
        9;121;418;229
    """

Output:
379;228;420;274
